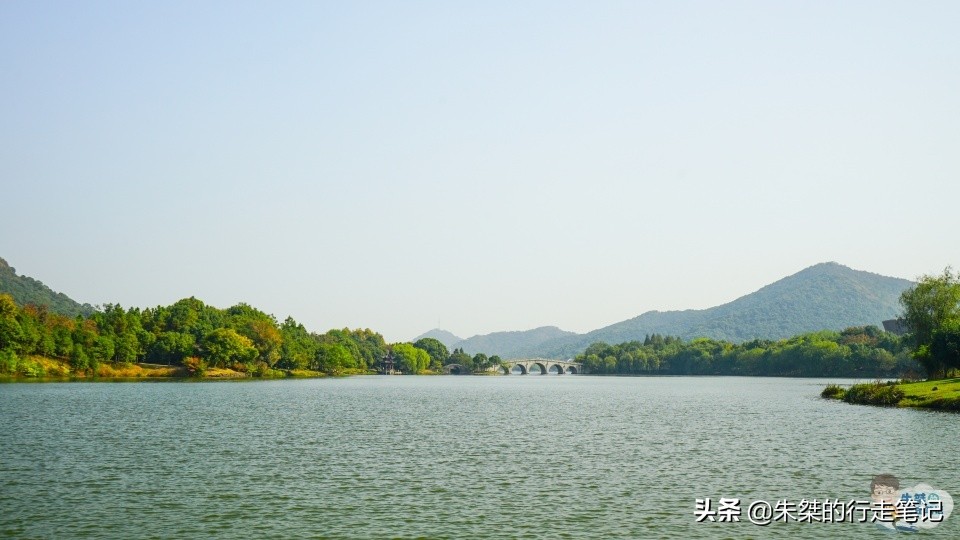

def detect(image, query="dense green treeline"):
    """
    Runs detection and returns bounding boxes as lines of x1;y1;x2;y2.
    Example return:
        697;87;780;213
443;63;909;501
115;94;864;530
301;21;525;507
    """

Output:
0;294;488;378
575;326;921;377
5;268;955;381
0;288;920;379
897;268;960;378
409;338;503;373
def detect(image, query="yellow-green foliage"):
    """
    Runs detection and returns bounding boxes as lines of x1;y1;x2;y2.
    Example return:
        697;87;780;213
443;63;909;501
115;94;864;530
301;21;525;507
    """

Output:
287;369;325;378
0;352;337;380
0;354;65;378
0;354;185;379
33;355;69;377
255;367;286;378
19;355;48;377
339;367;373;375
203;367;249;378
95;363;182;378
899;378;960;411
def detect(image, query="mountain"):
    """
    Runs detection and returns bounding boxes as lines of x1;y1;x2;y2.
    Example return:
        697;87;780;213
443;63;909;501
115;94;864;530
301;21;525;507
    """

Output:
533;262;913;358
411;328;463;349
0;257;95;317
434;262;914;359
454;326;578;358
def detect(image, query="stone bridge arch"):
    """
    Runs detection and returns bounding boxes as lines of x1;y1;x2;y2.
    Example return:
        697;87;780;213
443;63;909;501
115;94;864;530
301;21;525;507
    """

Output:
501;358;582;375
442;364;466;375
444;360;581;375
550;363;569;375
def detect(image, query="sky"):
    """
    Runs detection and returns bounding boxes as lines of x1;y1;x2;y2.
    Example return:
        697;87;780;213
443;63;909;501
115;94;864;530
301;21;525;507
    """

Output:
2;1;959;343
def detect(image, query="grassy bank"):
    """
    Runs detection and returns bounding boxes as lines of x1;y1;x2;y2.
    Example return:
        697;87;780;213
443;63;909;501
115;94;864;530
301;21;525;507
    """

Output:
822;378;960;411
0;355;334;381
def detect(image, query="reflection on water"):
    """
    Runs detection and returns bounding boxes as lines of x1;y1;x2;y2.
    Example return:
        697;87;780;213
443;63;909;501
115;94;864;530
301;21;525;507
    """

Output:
1;376;958;539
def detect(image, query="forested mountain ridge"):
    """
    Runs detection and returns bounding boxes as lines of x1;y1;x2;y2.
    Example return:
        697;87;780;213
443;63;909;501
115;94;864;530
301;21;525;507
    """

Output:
453;326;577;358
559;261;914;351
411;328;463;349
0;257;94;318
427;263;915;359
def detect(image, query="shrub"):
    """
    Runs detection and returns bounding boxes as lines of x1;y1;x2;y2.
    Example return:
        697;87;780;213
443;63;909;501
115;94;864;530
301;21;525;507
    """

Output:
288;369;324;378
17;356;45;377
45;363;69;377
0;349;17;374
842;381;904;406
183;356;207;377
821;384;846;399
252;361;285;378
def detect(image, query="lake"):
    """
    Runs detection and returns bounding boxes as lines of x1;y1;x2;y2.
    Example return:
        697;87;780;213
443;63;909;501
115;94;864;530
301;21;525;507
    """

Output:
1;376;957;538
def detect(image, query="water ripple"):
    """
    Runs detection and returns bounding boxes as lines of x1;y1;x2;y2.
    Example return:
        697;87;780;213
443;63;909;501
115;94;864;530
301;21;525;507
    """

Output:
1;376;958;539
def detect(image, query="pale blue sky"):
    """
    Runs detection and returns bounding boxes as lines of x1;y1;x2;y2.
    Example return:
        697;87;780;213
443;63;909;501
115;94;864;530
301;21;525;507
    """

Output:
2;1;958;342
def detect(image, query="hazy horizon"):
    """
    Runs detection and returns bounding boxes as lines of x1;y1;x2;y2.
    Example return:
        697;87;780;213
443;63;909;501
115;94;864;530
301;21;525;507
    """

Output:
0;255;920;342
3;2;958;342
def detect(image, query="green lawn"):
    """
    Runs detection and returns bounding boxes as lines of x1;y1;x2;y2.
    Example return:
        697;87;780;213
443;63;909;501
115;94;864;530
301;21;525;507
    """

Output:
898;378;960;410
824;378;960;411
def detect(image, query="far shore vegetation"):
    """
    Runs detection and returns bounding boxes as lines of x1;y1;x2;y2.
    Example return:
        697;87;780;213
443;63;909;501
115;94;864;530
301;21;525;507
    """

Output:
0;289;919;382
572;326;918;378
821;379;960;412
0;293;507;380
821;268;960;412
1;267;957;390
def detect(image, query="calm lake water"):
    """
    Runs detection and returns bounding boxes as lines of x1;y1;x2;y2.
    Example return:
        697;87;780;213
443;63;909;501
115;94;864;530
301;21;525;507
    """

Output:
1;376;957;539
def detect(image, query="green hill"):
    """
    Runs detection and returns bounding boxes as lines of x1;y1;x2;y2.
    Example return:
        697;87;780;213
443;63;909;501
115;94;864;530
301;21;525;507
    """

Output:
534;262;913;358
0;257;94;317
454;326;577;357
427;262;914;359
411;328;463;349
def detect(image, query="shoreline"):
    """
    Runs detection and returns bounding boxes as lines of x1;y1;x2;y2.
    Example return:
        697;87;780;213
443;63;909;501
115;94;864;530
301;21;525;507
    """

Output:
0;356;353;382
822;378;960;412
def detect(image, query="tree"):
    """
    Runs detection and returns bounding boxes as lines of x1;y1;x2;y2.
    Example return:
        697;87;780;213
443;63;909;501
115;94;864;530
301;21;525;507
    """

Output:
446;347;473;371
240;318;282;366
318;329;366;369
147;331;196;365
91;335;115;364
392;343;430;373
0;294;24;352
931;320;960;376
278;317;317;370
165;297;225;342
472;353;489;372
70;343;90;372
346;328;387;370
314;342;356;374
228;303;282;366
899;268;960;378
200;328;257;368
413;338;449;371
114;333;139;364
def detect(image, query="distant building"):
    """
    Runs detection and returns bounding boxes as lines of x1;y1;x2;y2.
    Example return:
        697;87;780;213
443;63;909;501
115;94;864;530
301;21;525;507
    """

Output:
882;319;908;336
379;353;399;375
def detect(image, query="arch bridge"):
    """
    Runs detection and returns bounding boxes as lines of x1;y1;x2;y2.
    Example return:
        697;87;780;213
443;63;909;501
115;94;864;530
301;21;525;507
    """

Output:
501;358;582;375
